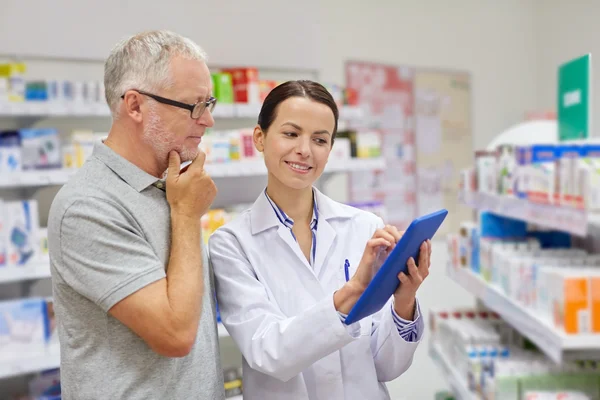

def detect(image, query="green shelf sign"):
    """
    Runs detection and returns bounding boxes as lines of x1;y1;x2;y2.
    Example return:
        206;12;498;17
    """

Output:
558;54;592;141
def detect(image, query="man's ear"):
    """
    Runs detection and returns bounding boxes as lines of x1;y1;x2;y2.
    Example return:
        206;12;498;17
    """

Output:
253;125;265;153
122;91;144;123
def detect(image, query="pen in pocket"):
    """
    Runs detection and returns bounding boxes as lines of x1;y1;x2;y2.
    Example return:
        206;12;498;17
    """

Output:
344;259;350;282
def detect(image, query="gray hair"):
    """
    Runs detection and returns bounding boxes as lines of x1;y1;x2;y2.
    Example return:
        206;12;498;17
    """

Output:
104;30;208;118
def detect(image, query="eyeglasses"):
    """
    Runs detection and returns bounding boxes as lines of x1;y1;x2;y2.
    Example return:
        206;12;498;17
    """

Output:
121;90;217;119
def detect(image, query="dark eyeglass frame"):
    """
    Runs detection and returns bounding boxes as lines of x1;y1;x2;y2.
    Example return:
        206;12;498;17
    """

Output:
120;89;217;119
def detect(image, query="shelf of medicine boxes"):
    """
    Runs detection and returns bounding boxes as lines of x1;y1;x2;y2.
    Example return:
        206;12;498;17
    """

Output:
460;191;590;237
446;264;600;364
0;157;385;189
0;344;60;380
0;261;51;284
0;331;230;381
0;316;231;381
0;263;235;329
0;101;365;121
429;342;476;400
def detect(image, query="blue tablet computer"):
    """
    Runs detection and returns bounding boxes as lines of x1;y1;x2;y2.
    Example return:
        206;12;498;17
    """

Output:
344;209;448;325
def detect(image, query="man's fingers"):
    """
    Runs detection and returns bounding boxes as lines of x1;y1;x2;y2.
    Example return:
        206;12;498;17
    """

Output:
188;149;207;172
167;151;181;180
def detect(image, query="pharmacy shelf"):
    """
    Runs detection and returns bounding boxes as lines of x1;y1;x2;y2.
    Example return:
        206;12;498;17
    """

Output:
0;169;77;188
0;261;51;284
429;342;476;400
0;327;230;380
0;346;60;380
447;266;600;363
461;191;588;236
0;158;385;188
0;102;364;121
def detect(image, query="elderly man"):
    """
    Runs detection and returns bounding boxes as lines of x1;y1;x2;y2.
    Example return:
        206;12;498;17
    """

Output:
48;30;225;399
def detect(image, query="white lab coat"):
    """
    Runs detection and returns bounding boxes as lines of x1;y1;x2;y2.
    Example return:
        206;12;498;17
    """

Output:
208;187;422;400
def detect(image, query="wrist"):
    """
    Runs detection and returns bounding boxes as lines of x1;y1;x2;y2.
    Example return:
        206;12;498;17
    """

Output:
171;210;201;225
334;283;364;315
393;295;416;321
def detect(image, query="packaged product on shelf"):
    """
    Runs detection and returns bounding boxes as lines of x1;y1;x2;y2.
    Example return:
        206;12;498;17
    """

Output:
221;67;260;104
83;80;102;104
223;367;243;397
446;233;460;270
210;133;232;163
335;130;358;158
527;144;556;204
0;77;7;103
0;199;6;267
5;200;39;266
239;128;256;159
344;87;358;106
459;167;477;201
0;62;26;102
36;227;49;263
514;145;531;199
525;392;592;400
592;272;600;334
19;128;61;170
329;137;351;161
356;131;382;158
259;80;278;102
62;142;76;169
0;130;22;174
70;130;101;168
459;222;478;270
577;144;600;210
431;306;600;400
496;144;515;196
44;298;57;345
212;72;234;104
0;298;49;361
27;369;61;400
25;81;50;101
227;130;241;161
475;150;498;195
549;268;593;335
323;84;344;107
555;144;581;206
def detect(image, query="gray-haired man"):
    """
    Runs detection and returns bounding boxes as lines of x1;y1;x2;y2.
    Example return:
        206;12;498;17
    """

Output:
48;30;225;399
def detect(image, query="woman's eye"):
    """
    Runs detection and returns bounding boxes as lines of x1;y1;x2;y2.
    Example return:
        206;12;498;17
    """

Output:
284;132;297;137
314;138;328;145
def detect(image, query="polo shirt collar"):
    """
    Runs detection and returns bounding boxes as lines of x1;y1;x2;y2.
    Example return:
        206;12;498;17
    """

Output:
92;142;162;192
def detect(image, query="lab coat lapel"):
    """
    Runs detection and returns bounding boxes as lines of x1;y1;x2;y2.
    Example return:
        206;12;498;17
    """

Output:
312;188;356;279
313;219;335;278
250;189;315;276
276;225;313;273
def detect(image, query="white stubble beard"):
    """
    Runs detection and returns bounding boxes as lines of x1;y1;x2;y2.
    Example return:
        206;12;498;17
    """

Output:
142;107;199;169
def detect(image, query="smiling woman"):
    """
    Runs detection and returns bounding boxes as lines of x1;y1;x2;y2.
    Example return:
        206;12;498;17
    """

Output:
208;79;431;400
254;81;338;192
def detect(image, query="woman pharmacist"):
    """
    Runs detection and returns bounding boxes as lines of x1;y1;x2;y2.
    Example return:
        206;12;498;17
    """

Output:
209;80;432;400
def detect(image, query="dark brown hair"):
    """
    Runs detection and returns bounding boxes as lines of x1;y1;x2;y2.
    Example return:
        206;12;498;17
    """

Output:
257;80;339;142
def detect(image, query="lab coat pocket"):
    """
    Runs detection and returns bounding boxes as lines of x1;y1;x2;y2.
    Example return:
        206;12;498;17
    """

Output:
359;315;373;336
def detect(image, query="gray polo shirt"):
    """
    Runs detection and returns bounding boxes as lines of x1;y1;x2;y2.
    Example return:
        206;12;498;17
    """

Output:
48;142;225;400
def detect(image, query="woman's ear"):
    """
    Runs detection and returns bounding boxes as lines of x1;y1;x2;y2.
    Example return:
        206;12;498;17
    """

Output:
253;125;265;153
